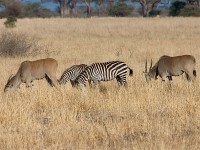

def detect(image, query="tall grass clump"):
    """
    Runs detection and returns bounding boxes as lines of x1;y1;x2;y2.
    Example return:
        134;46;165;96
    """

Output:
0;31;49;57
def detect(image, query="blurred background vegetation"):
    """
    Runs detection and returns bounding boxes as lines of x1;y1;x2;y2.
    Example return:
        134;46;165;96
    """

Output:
0;0;199;18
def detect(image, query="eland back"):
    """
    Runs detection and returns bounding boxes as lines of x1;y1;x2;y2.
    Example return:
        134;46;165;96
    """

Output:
4;58;58;92
144;55;196;82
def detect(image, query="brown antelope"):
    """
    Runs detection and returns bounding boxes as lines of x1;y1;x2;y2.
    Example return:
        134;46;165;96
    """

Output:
4;58;58;92
144;55;196;82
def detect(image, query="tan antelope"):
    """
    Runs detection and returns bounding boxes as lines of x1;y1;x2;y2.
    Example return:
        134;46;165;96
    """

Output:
144;55;196;82
4;58;58;92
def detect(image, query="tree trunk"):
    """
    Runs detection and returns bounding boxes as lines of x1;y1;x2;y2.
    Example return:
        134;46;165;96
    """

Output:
142;3;149;17
196;0;199;7
142;2;154;17
85;0;91;17
86;6;91;17
59;0;66;17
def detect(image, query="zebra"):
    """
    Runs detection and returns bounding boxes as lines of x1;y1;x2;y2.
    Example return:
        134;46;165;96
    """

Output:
74;61;133;87
59;64;88;87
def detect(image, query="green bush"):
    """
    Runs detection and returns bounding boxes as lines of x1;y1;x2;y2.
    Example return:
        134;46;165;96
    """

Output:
4;16;17;28
179;4;200;16
169;1;186;16
108;2;133;17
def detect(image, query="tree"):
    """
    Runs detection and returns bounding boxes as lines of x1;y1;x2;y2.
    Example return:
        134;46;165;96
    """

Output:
179;4;200;16
0;0;24;17
108;2;133;17
169;1;186;16
0;0;20;7
94;0;105;16
79;0;92;17
132;0;161;17
0;0;12;6
187;0;200;7
41;0;76;17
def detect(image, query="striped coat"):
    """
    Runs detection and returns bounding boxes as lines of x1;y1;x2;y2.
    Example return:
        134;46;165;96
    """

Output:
59;64;88;87
75;61;133;87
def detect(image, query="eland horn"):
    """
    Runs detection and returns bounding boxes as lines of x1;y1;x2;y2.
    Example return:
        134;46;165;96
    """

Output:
149;59;152;71
145;59;148;73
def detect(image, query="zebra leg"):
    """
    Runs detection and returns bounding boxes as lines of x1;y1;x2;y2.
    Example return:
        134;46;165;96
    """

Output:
116;76;122;86
93;80;99;88
116;75;127;87
88;79;93;88
70;80;75;87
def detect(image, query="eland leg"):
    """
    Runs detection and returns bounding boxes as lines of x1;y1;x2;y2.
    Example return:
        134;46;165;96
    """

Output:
167;76;173;88
25;80;33;88
185;71;195;81
46;74;59;87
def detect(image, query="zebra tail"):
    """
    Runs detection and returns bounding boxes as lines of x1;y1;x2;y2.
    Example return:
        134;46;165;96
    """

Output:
193;70;197;77
128;67;133;76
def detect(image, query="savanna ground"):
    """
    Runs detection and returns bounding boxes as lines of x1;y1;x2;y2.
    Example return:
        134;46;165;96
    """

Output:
0;17;200;150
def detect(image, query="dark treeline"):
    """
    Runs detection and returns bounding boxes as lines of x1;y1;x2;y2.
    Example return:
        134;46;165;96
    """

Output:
0;0;200;18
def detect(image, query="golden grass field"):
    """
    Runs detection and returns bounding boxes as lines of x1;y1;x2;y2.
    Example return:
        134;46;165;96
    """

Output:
0;17;200;150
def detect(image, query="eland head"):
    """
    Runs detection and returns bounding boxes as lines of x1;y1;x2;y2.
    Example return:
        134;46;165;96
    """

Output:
4;74;17;92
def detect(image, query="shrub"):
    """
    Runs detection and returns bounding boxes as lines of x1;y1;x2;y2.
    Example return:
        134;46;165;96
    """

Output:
149;10;160;17
4;16;17;28
179;4;200;16
169;1;186;16
108;2;133;17
0;31;48;57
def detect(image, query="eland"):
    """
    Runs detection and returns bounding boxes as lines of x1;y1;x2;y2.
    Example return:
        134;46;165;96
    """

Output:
4;58;58;92
144;55;196;82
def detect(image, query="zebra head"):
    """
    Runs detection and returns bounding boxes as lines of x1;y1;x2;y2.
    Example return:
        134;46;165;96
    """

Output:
74;67;91;87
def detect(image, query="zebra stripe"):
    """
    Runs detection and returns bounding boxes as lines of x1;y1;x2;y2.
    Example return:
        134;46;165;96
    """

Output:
75;61;133;87
59;64;88;87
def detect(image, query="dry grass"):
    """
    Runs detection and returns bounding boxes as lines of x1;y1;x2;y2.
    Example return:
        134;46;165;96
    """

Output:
0;17;200;150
